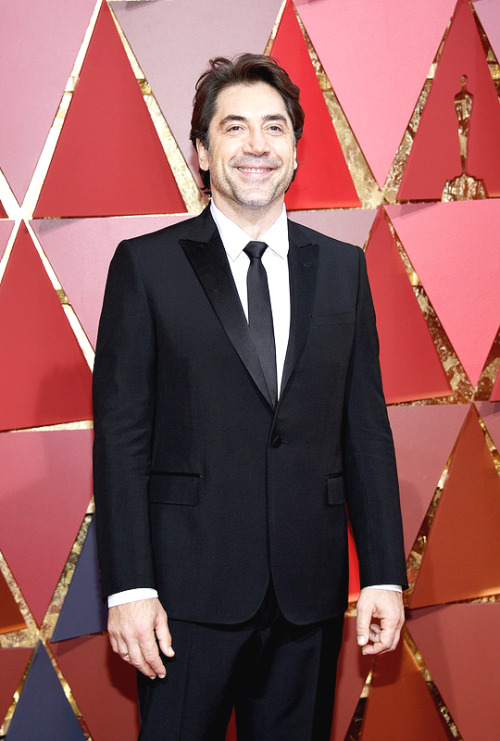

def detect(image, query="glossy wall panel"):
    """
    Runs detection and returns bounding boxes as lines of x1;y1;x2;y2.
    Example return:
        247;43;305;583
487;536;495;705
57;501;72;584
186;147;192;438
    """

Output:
0;1;499;739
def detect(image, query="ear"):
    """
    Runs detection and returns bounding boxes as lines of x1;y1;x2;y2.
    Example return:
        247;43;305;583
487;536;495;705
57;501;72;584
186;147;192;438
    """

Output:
196;138;210;173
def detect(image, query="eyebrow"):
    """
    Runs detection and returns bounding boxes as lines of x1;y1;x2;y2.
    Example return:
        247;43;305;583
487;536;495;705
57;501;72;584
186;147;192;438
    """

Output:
218;114;289;128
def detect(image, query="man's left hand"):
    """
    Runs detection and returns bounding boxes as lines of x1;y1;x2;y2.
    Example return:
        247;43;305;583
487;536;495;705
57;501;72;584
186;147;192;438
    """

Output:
355;588;404;655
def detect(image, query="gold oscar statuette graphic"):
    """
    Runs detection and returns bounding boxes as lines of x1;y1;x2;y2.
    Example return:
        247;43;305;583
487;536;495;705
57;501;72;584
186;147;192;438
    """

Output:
442;74;487;201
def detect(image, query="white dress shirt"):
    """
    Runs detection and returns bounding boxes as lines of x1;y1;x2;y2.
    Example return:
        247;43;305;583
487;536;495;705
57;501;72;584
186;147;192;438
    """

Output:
108;203;400;607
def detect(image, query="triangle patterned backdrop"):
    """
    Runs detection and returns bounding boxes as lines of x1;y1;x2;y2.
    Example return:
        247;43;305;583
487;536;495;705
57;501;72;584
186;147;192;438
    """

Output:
0;1;499;739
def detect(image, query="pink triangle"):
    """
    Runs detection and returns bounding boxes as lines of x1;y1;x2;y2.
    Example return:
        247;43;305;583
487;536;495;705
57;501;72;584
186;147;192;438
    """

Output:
365;210;451;403
296;0;457;187
388;404;469;556
474;0;500;64
0;429;93;625
290;210;376;249
387;201;500;387
111;0;283;189
407;603;500;741
33;215;190;348
0;0;96;202
475;401;500;452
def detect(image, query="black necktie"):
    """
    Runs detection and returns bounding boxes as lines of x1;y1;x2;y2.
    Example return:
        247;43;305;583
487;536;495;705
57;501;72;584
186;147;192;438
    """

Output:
244;241;278;404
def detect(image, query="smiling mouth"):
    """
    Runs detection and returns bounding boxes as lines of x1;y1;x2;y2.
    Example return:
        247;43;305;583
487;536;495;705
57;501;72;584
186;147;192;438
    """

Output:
237;166;274;174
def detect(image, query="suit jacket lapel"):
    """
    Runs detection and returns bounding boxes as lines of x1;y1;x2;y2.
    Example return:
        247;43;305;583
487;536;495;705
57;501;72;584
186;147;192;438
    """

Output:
180;213;275;408
280;224;319;396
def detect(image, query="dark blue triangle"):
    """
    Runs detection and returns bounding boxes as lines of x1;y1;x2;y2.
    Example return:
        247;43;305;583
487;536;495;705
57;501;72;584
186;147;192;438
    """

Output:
52;517;107;642
6;642;85;741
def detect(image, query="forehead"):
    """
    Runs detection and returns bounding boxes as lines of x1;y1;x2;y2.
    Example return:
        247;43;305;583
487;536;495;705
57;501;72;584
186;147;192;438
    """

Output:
211;82;291;125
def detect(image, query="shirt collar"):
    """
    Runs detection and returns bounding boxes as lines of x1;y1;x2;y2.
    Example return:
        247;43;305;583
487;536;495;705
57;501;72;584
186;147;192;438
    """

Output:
210;201;289;262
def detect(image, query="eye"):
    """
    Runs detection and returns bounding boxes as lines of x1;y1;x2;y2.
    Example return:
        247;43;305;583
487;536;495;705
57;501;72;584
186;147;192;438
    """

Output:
267;124;284;133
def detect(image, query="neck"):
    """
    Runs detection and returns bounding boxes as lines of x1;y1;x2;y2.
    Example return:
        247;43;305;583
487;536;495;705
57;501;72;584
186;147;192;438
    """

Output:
211;196;284;239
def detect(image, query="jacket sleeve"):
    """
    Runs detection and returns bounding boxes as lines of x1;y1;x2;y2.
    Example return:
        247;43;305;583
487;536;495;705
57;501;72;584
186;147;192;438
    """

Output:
342;247;408;589
93;240;157;597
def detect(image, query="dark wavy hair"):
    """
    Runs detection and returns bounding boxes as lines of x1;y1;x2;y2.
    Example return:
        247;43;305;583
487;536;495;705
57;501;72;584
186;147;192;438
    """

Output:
190;54;304;193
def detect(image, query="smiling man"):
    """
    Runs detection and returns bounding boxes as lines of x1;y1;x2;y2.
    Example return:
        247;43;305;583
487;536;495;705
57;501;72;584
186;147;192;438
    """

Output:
93;54;407;741
197;82;297;226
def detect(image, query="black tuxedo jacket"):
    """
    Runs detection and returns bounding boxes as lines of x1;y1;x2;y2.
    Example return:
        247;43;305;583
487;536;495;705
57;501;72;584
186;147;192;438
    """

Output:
93;207;407;625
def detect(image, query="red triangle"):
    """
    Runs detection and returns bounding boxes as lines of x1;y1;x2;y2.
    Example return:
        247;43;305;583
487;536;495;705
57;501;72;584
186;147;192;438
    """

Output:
270;0;360;209
0;648;33;724
0;429;93;625
225;711;237;741
0;200;7;218
365;210;451;403
51;634;139;741
388;404;469;557
331;615;373;741
410;405;500;608
388;201;500;388
361;639;451;741
407;603;500;741
398;0;500;200
34;3;186;217
0;223;92;430
0;569;26;634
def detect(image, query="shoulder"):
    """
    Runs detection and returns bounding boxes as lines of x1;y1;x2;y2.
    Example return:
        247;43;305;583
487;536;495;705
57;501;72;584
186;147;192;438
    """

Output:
109;208;215;275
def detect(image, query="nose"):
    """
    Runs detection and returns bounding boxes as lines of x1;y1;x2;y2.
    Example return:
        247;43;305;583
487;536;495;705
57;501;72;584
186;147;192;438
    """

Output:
243;125;269;155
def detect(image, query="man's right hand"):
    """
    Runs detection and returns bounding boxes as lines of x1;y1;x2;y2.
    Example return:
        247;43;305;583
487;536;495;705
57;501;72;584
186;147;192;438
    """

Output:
107;597;174;679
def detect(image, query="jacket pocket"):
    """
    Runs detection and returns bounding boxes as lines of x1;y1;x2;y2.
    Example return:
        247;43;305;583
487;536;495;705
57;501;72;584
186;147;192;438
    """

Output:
149;472;201;505
312;311;355;326
326;474;346;506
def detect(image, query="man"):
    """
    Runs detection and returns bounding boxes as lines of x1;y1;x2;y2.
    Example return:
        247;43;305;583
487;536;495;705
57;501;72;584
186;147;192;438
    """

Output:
93;54;407;740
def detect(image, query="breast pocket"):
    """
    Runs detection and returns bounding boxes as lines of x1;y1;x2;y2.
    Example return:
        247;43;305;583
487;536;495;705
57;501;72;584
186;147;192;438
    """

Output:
312;311;355;326
149;472;201;505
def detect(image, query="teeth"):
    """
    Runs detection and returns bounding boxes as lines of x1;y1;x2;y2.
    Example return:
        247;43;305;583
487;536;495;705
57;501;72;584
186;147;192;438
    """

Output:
239;167;270;173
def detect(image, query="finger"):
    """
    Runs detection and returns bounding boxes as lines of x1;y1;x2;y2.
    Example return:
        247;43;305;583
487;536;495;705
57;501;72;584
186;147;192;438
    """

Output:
356;604;372;647
108;633;119;654
362;622;398;656
138;633;167;679
389;624;403;653
126;639;160;679
155;614;175;659
109;633;131;663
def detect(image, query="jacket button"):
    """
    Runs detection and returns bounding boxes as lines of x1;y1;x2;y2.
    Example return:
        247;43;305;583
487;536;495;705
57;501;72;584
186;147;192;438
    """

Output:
271;436;282;448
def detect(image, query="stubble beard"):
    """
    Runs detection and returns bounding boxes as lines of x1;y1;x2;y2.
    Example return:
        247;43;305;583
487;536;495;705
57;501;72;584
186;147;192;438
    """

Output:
211;156;295;212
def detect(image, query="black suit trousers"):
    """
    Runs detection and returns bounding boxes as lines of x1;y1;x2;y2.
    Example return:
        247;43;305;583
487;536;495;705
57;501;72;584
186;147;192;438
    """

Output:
137;584;344;741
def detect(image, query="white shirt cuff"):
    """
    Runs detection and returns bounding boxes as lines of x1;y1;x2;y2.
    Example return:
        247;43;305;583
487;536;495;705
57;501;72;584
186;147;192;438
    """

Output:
364;584;402;592
107;588;159;608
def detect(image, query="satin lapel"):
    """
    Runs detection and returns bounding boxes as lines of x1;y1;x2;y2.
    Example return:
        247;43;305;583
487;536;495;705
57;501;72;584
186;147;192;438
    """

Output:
281;235;319;396
180;230;275;408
